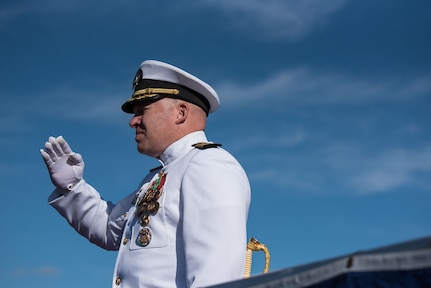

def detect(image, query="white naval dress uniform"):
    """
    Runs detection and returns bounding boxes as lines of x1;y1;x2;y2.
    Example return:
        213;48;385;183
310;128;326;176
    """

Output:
48;131;251;288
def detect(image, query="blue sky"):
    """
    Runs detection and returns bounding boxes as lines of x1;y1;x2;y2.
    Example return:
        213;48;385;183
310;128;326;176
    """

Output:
1;0;431;287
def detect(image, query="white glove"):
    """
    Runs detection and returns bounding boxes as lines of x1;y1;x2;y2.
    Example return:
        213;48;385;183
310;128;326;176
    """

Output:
40;136;85;191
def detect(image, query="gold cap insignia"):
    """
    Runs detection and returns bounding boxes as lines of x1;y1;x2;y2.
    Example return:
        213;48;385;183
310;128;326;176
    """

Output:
133;69;142;90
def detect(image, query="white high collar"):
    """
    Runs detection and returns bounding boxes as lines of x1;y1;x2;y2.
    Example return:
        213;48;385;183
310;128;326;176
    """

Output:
159;131;208;166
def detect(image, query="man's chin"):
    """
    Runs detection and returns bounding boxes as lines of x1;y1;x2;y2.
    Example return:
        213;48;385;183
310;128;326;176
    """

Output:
137;146;155;157
137;146;146;154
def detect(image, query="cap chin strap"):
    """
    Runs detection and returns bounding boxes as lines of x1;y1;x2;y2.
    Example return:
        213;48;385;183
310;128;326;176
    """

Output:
122;79;211;115
132;88;180;101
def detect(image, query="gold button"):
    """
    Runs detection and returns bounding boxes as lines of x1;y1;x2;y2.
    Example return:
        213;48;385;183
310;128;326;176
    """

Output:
115;277;121;285
123;237;129;245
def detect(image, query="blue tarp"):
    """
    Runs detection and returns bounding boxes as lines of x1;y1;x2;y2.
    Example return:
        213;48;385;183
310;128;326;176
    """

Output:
209;235;431;288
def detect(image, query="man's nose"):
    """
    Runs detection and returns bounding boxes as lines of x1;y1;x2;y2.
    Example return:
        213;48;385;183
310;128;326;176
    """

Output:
129;116;140;128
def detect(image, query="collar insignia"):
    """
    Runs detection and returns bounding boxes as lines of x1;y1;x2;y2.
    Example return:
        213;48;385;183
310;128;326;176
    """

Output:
192;142;222;149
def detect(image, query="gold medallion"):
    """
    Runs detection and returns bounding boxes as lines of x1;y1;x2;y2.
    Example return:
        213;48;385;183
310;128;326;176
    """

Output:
138;228;151;246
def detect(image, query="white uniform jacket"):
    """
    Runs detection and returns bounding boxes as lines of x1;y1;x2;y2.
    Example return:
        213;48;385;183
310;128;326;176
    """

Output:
48;131;251;288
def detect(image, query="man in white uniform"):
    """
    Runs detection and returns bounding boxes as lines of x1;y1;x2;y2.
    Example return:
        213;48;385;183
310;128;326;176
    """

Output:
40;60;251;288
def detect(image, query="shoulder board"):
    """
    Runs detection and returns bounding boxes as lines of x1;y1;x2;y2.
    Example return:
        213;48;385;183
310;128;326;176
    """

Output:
192;142;222;149
149;165;163;172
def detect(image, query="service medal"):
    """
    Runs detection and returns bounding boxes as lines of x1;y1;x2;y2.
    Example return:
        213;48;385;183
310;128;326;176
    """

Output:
138;228;152;247
134;171;167;246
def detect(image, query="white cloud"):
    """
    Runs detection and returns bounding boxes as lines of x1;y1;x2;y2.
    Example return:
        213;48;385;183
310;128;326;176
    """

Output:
311;140;431;195
1;0;347;41
30;86;124;118
0;84;128;136
46;89;125;122
230;126;307;150
10;265;61;277
34;266;62;276
249;167;320;192
217;69;431;107
28;66;430;125
0;0;131;28
348;146;431;194
18;67;428;129
199;0;348;40
0;1;78;27
246;142;431;196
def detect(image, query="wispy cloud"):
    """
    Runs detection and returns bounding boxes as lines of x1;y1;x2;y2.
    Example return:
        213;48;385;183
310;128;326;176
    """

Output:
0;83;127;134
218;69;431;107
227;67;431;195
247;140;431;196
2;0;347;41
10;265;61;278
0;1;78;27
3;67;428;131
347;146;431;194
198;0;348;40
230;125;307;150
38;86;126;122
2;66;429;134
0;0;131;28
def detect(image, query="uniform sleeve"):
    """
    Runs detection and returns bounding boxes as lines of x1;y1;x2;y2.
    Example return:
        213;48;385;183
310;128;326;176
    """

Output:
48;179;134;251
181;148;251;287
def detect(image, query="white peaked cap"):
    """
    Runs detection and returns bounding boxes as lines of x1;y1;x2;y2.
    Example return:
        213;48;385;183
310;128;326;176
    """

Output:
122;60;220;114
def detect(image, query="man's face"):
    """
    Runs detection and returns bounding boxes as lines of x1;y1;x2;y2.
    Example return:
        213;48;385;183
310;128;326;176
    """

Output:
129;99;177;158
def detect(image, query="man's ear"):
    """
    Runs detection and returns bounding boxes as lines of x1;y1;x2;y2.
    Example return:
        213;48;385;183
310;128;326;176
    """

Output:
175;102;189;124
